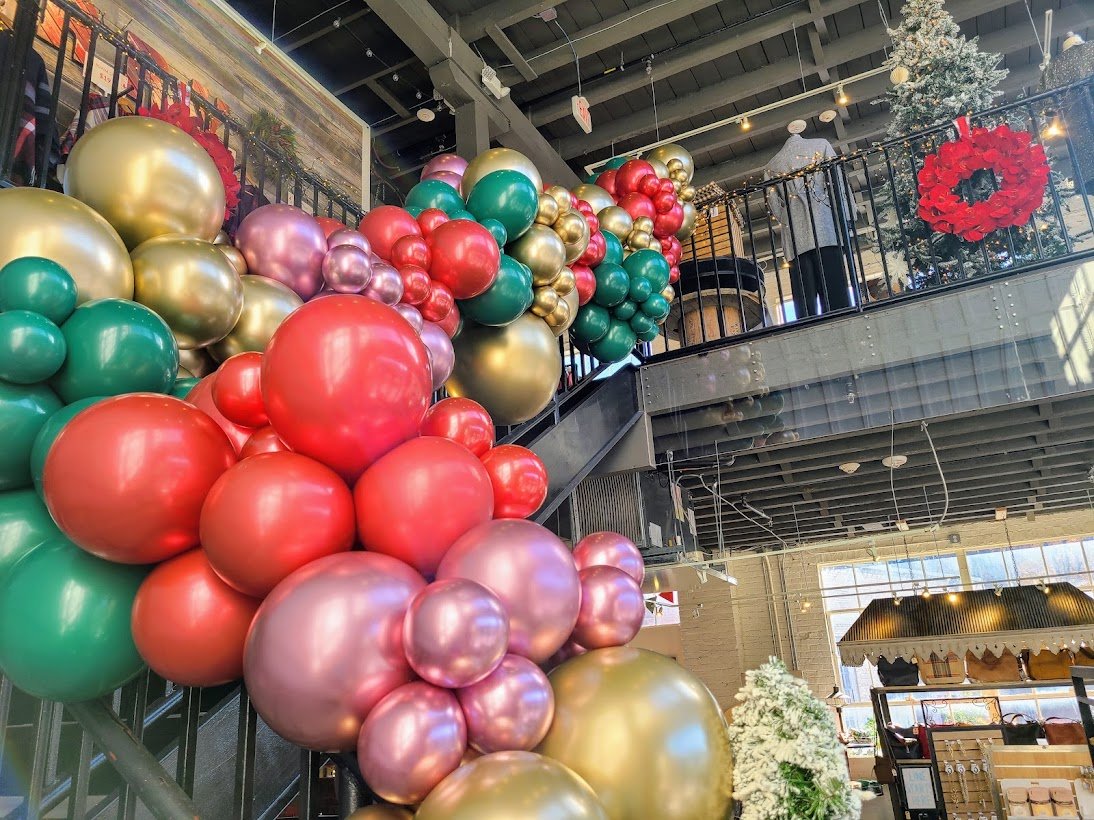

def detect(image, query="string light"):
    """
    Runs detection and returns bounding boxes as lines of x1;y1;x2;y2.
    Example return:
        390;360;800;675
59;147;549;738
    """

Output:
740;116;751;131
947;591;960;604
836;84;850;106
920;584;932;599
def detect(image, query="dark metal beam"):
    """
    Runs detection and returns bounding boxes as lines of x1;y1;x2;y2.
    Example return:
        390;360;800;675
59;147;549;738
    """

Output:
486;23;538;82
283;8;370;53
459;0;568;43
334;57;417;98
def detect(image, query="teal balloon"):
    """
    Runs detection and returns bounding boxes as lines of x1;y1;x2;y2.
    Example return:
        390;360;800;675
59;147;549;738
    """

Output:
584;173;600;183
604;156;629;170
29;397;105;497
623;249;671;292
480;218;508;248
613;300;637;321
171;377;200;399
50;299;179;403
590;318;637;363
628;275;653;303
0;380;62;491
405;179;465;216
466;170;539;242
449;209;476;222
459;254;534;326
0;538;146;701
0;310;66;384
602;231;624;266
641;293;671;322
0;489;62;580
0;257;78;324
513;260;533;289
636;322;661;343
629;312;657;339
406;205;424;218
592;263;629;308
571;304;610;344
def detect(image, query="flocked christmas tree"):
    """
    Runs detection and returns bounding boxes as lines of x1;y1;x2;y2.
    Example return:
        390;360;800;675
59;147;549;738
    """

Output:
729;658;860;820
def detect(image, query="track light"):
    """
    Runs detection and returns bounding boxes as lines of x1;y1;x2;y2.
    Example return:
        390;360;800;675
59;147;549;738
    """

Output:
740;116;751;131
995;586;1003;597
947;591;960;604
920;585;932;599
893;594;901;606
1041;580;1052;594
836;84;849;106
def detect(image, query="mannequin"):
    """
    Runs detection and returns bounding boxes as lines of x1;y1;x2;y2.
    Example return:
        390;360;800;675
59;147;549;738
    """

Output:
764;120;856;319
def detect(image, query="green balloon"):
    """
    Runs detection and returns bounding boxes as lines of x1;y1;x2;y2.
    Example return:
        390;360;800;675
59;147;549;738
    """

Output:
629;312;657;339
405;205;424;218
636;322;662;343
0;538;146;701
0;310;67;384
613;300;637;321
466;170;539;243
0;489;63;580
592;263;630;308
627;275;653;304
641;293;671;322
171;377;200;399
30;397;105;497
449;209;476;222
513;260;533;289
604;156;629;170
571;304;611;344
50;299;178;403
590;318;637;363
0;257;78;324
623;249;671;292
584;172;600;184
405;179;465;216
480;218;508;248
0;380;62;491
602;231;624;266
459;254;534;326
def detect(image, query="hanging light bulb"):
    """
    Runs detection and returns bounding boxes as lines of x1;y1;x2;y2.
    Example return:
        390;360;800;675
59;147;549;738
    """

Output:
835;84;850;106
1041;579;1052;594
740;116;752;131
1042;112;1065;140
920;584;932;599
947;591;960;604
893;594;902;606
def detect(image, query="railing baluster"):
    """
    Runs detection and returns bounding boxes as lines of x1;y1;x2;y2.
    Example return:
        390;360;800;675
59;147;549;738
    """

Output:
66;729;94;820
176;686;201;796
233;686;259;820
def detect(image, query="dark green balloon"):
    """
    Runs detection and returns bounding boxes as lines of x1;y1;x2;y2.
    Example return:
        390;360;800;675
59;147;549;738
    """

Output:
629;312;657;339
602;231;624;266
0;380;62;491
0;310;67;384
30;397;105;497
604;156;629;170
613;300;637;321
636;322;661;343
641;293;671;322
466;170;539;242
592;263;629;308
627;275;653;304
590;319;637;363
0;489;62;580
405;179;464;216
171;377;200;399
449;209;476;222
50;299;179;403
480;218;508;248
0;257;78;324
459;254;534;326
571;304;611;344
405;205;424;218
0;538;146;701
623;249;671;292
584;172;600;184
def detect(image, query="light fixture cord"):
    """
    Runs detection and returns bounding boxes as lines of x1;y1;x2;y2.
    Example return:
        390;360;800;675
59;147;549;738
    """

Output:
699;476;788;548
889;407;902;522
553;19;582;97
792;23;807;93
647;57;660;140
921;421;950;531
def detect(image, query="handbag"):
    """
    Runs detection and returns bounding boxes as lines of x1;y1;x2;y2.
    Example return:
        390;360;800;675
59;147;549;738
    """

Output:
1043;717;1086;746
883;725;922;759
918;651;966;685
1024;649;1074;680
1002;713;1044;745
877;656;920;686
966;648;1022;682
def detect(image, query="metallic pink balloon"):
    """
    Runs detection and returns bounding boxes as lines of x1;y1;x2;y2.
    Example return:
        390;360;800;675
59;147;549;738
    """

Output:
422;153;468;181
235;204;327;300
572;531;645;585
243;552;425;751
357;682;467;805
328;228;372;255
404;579;509;688
322;245;374;294
571;565;645;650
392;303;424;335
423;170;464;190
457;654;554;753
420;321;454;391
542;639;587;672
362;261;404;306
437;520;580;663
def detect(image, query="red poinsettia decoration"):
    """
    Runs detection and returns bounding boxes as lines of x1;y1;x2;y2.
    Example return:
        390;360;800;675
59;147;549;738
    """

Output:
138;101;241;220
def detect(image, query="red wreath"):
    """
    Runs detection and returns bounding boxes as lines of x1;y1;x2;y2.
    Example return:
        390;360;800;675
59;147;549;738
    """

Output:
916;118;1049;242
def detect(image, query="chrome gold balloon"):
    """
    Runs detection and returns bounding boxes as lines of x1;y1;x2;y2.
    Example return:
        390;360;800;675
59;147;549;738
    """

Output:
535;193;560;226
675;201;698;241
543;295;570;331
551;267;576;296
415;752;608;820
627;229;652;250
646;157;669;179
64;116;226;248
597;206;633;241
673;179;683;193
648;144;694;182
552;287;580;337
554;212;587;245
447;313;562;425
660;285;676;302
669;168;689;184
545;185;572;216
345;807;412;820
461;148;543;198
531;286;559;317
681;185;697;203
213;230;231;246
178;347;217;378
538;648;733;820
209;275;302;361
218;245;249;277
632;216;654;235
666;158;684;173
571;184;614;215
0;187;133;303
131;236;244;350
508;224;566;286
563;219;590;265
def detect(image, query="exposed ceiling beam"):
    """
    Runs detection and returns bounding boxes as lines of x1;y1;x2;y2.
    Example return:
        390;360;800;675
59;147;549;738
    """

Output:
487;23;539;81
283;7;370;53
334;57;417;97
459;0;567;43
366;78;411;118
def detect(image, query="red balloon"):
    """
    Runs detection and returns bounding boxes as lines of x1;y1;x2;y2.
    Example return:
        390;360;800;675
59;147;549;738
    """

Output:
437;302;461;339
481;445;548;520
584;213;600;235
618;192;657;221
595;169;618;197
420;281;454;323
639;174;661;198
615;160;656;195
201;452;355;597
241;425;290;458
659;178;676;195
354;437;494;576
391;235;431;270
669;264;681;284
399;265;432;306
417;208;449;238
359;206;422;262
44;394;236;563
653;190;677;214
427;220;500;300
660;237;673;252
419;398;495;457
571;263;596;306
316;216;347;239
577;232;606;267
188;374;254;452
654;201;685;239
262;295;433;482
212;352;268;428
132;549;259;686
575;200;593;216
668;236;682;259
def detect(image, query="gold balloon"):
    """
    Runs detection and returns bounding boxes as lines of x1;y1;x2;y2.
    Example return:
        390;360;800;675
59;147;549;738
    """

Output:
675;201;698;241
416;752;608;820
554;212;587;245
64;116;226;249
0;187;133;303
447;313;562;425
346;808;412;820
531;286;560;317
460;148;543;198
571;183;615;214
132;236;244;350
669;168;689;184
666;158;685;173
178;347;217;378
209;274;302;361
535;193;560;226
538;648;733;820
213;230;231;245
545;184;572;216
646;157;670;179
633;216;654;235
218;245;249;277
681;185;697;203
672;179;683;193
552;287;580;337
564;220;590;265
544;296;571;330
648;143;694;183
627;229;652;250
597;206;633;241
660;285;676;302
508;225;566;286
551;267;577;296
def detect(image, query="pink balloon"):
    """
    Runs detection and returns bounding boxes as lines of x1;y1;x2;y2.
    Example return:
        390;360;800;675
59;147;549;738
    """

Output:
328;228;372;254
357;682;466;805
572;531;645;585
437;520;580;663
542;638;587;672
362;261;404;306
392;303;424;335
404;579;509;688
457;654;553;753
422;153;469;181
243;552;425;751
322;245;374;294
423;170;464;190
235;204;327;299
571;565;645;649
420;321;454;390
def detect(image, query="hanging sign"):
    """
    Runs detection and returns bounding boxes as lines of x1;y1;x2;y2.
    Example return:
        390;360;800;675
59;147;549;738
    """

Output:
572;95;592;134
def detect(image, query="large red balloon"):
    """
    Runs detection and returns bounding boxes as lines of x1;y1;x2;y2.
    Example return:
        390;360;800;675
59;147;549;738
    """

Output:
132;549;259;686
654;201;686;239
188;374;254;452
391;235;431;270
262;295;432;482
615;160;656;195
212;352;267;428
354;437;494;576
481;445;548;520
359;206;422;262
595;169;618;197
419;398;495;457
241;426;290;458
200;452;355;597
44;394;236;564
619;191;657;221
571;263;596;306
399;265;432;306
427;220;500;300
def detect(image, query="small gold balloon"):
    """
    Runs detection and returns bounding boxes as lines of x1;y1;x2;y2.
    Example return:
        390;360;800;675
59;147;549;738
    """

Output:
646;157;670;179
597;206;633;241
209;274;302;361
666;158;685;172
554;212;587;245
681;185;697;202
648;143;695;182
675;201;698;241
0;187;133;303
563;219;590;265
545;185;572;216
633;216;655;235
661;285;676;302
508;224;567;286
345;808;412;820
628;230;652;250
535;192;560;226
64;116;226;248
571;183;614;214
673;179;683;193
217;245;249;277
178;347;217;378
544;295;571;330
460;148;543;198
213;230;231;246
551;267;577;296
669;168;689;184
131;236;244;350
531;286;560;317
553;287;580;337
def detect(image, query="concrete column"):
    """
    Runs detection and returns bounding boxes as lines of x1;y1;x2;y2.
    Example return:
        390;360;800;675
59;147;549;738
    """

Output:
455;100;491;159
